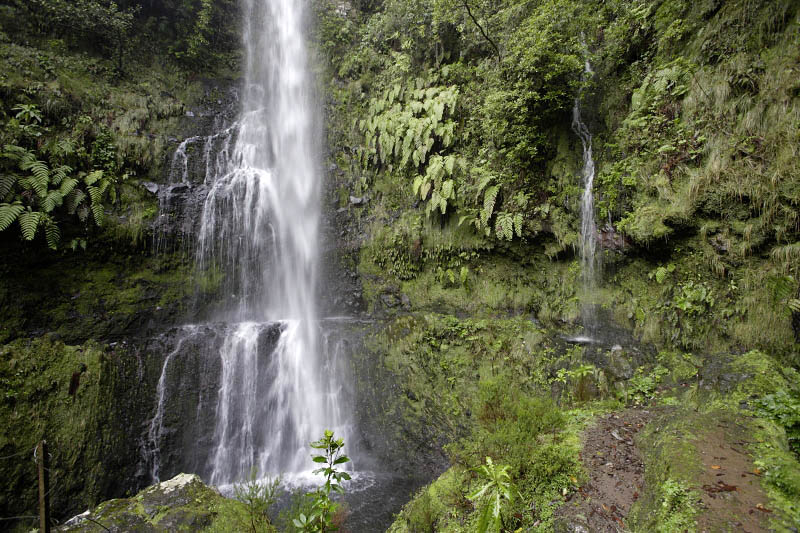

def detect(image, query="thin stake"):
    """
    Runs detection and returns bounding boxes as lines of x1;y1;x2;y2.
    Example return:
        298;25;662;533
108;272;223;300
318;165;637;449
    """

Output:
37;440;50;533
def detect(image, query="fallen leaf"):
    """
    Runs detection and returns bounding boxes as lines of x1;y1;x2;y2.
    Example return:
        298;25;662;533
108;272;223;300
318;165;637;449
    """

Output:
755;504;772;513
711;465;721;470
702;482;737;493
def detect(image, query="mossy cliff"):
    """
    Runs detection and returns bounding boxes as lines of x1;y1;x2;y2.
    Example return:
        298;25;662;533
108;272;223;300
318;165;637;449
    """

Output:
0;0;799;531
313;0;800;530
0;1;241;529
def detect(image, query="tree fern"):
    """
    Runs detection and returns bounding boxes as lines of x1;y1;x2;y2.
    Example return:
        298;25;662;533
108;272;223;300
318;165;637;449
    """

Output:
0;202;24;232
18;209;43;241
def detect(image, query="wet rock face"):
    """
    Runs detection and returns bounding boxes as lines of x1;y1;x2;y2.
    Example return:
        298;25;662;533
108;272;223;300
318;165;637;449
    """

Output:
597;223;630;252
59;474;221;532
138;322;285;485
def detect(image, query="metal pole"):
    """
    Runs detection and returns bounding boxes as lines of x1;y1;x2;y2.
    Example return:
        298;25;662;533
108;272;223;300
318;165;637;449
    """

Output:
37;440;50;533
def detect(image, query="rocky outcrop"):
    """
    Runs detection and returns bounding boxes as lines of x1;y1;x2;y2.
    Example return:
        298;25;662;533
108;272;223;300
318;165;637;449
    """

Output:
59;474;229;532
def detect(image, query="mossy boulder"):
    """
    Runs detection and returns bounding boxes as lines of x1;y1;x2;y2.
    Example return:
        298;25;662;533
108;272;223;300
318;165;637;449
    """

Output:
59;474;225;532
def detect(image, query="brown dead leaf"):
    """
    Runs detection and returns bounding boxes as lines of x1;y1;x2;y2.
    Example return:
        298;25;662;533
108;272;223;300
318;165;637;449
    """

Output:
755;504;772;513
711;465;722;470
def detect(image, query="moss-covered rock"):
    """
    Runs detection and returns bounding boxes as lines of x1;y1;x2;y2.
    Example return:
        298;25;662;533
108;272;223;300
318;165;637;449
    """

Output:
58;473;265;532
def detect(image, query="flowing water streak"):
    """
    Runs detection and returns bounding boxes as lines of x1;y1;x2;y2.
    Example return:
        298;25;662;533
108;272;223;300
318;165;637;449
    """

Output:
146;326;199;482
572;57;600;335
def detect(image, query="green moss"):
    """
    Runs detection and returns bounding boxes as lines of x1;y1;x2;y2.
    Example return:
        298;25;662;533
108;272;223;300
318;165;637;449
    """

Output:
0;338;110;519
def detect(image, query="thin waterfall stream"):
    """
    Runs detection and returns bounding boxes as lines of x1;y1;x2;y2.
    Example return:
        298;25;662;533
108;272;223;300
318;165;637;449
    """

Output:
144;0;352;489
572;56;600;339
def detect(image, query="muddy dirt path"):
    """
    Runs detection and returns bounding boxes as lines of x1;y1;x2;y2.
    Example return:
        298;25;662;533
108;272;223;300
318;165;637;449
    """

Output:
557;409;652;532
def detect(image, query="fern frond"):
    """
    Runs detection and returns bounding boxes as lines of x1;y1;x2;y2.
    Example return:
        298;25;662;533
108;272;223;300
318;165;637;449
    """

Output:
0;202;24;232
20;158;50;198
2;144;28;162
59;177;78;197
0;173;18;198
91;202;104;225
42;190;64;213
481;186;499;226
65;189;86;214
84;170;104;186
789;299;800;314
18;209;43;241
88;185;104;225
50;165;72;186
43;216;60;250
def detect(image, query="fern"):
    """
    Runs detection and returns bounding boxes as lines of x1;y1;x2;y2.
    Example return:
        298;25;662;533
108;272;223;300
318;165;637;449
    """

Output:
0;202;24;232
50;165;72;186
0;173;17;198
88;185;104;225
65;189;86;215
789;299;800;314
513;213;523;238
43;216;60;250
84;170;104;186
18;209;43;241
2;144;28;162
495;212;514;241
59;177;78;197
42;190;64;213
481;186;499;226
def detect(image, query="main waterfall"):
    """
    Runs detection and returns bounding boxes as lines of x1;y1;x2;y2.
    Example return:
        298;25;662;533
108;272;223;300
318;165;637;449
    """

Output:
146;0;351;486
201;0;332;483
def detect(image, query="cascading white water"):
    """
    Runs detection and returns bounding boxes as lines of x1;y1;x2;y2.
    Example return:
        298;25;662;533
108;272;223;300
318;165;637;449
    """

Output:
572;57;600;335
146;0;351;486
201;0;346;484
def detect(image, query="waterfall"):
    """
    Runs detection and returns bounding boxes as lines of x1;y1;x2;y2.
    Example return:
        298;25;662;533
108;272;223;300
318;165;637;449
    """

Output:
146;0;351;486
572;56;600;336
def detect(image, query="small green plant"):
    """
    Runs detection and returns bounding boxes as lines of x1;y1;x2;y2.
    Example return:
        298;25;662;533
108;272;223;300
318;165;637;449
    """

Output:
627;365;669;405
755;389;800;456
233;469;281;533
292;430;351;532
468;456;515;533
654;479;699;532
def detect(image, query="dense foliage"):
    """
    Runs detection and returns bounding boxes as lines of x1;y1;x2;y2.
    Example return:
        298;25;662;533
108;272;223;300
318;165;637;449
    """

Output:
0;0;239;250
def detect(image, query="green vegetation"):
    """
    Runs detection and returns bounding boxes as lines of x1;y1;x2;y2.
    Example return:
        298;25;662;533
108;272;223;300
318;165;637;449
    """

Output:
0;0;799;531
293;430;351;532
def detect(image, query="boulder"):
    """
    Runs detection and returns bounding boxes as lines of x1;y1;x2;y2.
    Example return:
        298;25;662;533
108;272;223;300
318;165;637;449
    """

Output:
59;474;223;532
